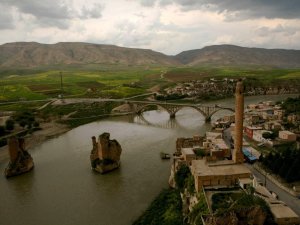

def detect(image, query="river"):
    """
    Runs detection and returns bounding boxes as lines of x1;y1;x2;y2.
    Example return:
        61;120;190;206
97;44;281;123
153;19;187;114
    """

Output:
0;94;297;225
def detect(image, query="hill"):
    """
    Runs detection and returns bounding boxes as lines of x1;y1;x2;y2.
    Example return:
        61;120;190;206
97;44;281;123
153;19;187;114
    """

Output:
1;42;300;69
0;42;179;68
175;45;300;68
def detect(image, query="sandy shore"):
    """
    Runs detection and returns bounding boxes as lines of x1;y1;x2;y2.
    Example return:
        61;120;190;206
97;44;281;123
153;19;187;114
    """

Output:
0;122;70;162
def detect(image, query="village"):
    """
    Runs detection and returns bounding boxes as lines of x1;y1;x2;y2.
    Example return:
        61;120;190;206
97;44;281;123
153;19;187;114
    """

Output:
168;81;300;225
156;78;299;101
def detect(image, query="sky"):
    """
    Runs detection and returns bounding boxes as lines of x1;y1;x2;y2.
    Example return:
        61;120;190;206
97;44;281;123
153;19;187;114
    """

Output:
0;0;300;55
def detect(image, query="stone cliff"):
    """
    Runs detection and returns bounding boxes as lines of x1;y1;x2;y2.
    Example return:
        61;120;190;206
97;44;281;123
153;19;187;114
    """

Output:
4;137;34;178
90;132;122;174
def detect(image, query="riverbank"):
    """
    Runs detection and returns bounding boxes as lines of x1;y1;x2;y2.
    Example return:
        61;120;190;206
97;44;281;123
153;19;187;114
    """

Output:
0;121;70;162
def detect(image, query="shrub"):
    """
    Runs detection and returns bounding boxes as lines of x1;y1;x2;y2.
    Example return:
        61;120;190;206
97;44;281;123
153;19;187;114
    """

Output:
5;119;15;131
0;126;5;136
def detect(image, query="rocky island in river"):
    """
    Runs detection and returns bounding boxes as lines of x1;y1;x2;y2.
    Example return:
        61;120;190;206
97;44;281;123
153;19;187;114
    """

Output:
4;137;34;178
90;132;122;174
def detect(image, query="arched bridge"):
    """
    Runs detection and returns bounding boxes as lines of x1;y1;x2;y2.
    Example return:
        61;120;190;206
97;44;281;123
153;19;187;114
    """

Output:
125;100;234;122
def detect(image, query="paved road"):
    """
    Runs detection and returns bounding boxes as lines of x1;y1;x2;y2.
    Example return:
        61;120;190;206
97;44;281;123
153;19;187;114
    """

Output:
245;163;300;216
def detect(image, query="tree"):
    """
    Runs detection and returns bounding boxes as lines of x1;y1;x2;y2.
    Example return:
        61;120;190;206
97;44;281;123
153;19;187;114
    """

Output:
0;126;5;136
174;164;190;192
262;132;272;139
5;119;15;131
33;121;40;127
285;153;300;182
19;120;27;129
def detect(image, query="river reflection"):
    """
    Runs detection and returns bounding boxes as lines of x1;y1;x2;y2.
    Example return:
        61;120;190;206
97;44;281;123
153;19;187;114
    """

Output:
0;94;297;225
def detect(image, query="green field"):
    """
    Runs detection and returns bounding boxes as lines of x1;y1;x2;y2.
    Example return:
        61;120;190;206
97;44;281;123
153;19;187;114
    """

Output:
0;66;167;101
0;66;299;102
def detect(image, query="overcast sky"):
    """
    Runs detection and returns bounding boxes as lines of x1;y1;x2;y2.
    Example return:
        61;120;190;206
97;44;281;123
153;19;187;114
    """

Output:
0;0;300;55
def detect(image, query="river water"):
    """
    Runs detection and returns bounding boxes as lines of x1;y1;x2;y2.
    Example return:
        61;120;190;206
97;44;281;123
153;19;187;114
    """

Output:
0;95;297;225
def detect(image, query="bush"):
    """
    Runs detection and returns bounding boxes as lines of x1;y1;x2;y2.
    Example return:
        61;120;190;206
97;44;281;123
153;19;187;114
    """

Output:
175;164;191;192
33;121;40;127
133;189;186;225
0;126;5;136
0;138;7;147
5;119;15;131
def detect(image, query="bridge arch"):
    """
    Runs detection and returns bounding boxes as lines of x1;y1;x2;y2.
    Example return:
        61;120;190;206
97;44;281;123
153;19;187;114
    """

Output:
171;106;207;119
135;103;171;115
206;107;235;122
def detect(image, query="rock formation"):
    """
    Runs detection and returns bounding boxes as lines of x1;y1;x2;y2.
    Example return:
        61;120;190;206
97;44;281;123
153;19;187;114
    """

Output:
90;132;122;174
4;137;34;178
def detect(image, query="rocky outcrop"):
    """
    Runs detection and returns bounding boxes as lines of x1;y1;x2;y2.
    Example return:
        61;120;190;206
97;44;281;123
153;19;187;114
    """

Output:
90;132;122;174
4;137;34;178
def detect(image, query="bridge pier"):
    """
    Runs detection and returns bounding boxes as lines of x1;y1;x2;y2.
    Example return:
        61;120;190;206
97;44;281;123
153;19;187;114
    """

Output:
170;113;176;119
205;117;211;123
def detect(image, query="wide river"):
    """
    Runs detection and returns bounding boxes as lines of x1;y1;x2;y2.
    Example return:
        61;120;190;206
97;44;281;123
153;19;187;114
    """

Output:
0;95;297;225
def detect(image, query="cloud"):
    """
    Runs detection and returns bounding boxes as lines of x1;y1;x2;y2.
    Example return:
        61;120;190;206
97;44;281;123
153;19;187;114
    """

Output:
80;3;103;19
140;0;300;20
0;0;104;29
0;4;15;29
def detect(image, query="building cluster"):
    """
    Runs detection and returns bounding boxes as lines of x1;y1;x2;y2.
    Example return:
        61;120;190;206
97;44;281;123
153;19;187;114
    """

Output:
160;78;236;99
244;101;299;147
169;81;300;225
157;78;298;100
172;131;299;224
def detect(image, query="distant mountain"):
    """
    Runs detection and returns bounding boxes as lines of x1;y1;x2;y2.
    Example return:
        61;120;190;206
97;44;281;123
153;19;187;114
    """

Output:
0;42;179;68
175;45;300;68
0;42;300;69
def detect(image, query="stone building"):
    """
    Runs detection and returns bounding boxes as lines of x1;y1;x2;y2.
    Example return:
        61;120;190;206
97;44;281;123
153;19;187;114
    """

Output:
279;130;297;141
175;135;204;155
190;80;251;191
191;160;251;192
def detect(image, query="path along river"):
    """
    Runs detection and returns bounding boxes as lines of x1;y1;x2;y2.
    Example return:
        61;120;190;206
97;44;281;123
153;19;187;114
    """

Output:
0;95;297;225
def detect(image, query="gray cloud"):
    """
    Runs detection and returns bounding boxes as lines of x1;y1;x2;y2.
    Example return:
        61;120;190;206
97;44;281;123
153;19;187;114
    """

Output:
256;24;298;37
0;4;15;29
80;3;103;19
141;0;300;20
140;0;156;7
0;0;103;29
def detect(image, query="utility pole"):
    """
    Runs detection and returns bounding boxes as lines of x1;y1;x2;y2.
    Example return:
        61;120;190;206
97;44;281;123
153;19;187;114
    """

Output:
60;71;64;97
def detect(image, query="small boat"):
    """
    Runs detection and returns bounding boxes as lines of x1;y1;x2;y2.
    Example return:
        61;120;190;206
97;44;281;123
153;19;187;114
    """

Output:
160;152;171;159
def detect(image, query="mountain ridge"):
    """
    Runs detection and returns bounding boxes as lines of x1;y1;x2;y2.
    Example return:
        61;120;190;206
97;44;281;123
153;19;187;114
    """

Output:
1;42;300;69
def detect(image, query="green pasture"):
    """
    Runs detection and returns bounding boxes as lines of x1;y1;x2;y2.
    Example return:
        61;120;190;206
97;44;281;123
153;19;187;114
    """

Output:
0;67;166;101
0;66;299;101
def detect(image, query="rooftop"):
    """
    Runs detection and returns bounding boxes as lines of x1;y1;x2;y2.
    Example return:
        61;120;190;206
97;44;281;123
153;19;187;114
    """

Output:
270;204;299;219
182;148;195;156
191;159;251;177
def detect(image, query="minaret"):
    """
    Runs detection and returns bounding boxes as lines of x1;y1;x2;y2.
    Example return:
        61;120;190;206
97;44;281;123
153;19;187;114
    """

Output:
233;79;245;163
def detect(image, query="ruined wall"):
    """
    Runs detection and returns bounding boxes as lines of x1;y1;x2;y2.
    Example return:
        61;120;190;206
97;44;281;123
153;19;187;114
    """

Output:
5;137;34;178
90;132;122;174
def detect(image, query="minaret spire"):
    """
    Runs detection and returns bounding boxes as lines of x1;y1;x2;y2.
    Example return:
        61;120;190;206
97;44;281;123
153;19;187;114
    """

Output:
233;79;245;163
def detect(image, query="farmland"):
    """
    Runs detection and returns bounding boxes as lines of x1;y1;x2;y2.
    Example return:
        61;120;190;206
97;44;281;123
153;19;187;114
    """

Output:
0;66;166;101
0;66;299;103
